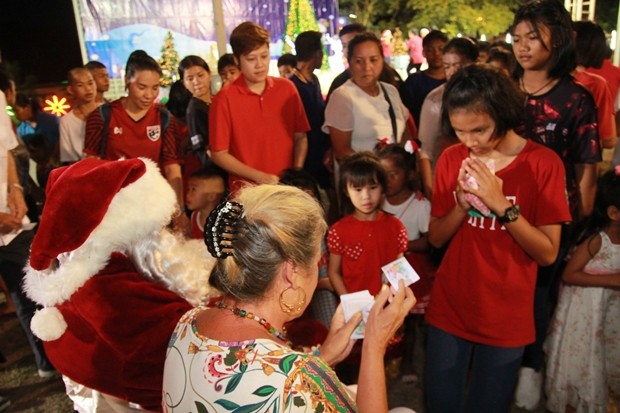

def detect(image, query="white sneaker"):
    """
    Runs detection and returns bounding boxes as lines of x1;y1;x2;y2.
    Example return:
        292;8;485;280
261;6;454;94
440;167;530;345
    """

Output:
37;368;60;379
514;367;543;410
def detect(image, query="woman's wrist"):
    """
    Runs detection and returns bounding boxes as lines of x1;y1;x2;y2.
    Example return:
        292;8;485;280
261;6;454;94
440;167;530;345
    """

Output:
9;183;23;192
361;339;387;361
491;200;514;217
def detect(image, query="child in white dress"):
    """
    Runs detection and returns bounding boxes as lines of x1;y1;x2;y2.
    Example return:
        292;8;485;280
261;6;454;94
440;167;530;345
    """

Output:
377;144;432;313
545;168;620;413
378;144;433;384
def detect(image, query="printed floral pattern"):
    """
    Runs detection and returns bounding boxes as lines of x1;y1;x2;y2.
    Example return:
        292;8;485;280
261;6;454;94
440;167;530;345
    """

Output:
545;232;620;413
162;307;357;413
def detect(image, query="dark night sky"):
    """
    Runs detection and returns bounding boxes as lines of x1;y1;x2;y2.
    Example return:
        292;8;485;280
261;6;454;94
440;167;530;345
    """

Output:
0;0;83;86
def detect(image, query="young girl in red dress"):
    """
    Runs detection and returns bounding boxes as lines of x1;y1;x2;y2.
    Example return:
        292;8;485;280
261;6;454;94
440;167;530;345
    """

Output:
327;151;408;297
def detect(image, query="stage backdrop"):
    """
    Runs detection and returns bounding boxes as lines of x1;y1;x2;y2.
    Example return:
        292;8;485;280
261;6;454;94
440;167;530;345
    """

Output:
76;0;339;79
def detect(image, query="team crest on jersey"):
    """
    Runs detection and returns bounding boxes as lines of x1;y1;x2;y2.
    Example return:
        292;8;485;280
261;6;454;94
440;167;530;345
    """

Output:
146;125;161;141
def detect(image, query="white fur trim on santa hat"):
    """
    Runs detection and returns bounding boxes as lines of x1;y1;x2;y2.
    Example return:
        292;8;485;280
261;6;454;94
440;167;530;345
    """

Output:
31;307;67;341
24;158;176;312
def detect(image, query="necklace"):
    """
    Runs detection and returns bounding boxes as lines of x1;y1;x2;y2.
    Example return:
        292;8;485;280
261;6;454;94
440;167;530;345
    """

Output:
212;300;288;342
520;77;555;98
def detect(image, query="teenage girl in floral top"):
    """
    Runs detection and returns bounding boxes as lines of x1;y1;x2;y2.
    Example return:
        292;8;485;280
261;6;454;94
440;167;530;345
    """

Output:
510;1;601;407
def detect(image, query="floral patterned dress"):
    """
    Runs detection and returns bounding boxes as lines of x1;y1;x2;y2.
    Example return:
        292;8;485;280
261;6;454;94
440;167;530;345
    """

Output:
544;231;620;413
162;307;358;413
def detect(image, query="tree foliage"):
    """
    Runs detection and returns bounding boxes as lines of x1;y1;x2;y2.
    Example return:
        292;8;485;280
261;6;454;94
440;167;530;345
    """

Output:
595;0;618;33
340;0;381;27
407;0;521;37
339;0;524;39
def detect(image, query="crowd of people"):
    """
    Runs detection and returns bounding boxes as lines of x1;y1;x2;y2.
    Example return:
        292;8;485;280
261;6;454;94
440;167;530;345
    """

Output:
0;0;619;411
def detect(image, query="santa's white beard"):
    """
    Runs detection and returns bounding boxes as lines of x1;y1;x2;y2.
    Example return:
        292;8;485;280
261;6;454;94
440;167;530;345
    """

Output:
129;229;217;306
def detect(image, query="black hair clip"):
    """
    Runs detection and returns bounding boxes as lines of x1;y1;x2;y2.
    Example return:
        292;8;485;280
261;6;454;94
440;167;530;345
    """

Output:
205;201;244;258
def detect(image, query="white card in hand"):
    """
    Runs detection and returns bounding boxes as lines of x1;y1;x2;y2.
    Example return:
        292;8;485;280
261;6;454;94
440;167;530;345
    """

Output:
381;257;420;292
340;290;374;339
22;222;37;231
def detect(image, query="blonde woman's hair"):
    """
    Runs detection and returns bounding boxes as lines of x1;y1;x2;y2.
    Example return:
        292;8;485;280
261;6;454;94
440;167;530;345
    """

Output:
209;185;327;301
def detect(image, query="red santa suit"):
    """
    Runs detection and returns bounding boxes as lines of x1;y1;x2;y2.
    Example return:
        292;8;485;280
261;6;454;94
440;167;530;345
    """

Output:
24;158;215;412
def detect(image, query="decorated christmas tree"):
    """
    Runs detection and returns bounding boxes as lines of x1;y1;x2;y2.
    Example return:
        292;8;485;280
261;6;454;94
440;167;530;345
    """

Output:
159;31;180;87
392;27;406;56
282;0;320;54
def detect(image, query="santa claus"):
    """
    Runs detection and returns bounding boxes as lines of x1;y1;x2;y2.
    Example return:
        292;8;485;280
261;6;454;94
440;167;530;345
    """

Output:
23;157;216;412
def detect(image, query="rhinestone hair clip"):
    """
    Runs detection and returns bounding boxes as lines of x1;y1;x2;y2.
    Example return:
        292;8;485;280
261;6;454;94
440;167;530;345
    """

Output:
205;201;244;258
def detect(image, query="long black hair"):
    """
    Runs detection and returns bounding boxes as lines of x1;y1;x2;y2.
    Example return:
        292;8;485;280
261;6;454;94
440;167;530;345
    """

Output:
511;0;576;80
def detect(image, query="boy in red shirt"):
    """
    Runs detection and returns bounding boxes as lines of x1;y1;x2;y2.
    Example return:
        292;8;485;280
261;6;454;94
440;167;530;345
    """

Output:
209;22;309;192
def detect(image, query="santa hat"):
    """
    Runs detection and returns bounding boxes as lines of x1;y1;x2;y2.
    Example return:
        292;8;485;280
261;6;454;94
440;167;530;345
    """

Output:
24;157;177;341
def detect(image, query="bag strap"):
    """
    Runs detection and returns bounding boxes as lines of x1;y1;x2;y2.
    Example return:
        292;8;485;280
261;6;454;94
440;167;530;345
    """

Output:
158;106;170;132
98;103;112;158
380;83;397;141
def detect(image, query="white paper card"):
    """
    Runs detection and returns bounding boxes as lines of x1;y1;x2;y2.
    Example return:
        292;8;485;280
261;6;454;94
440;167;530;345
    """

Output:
340;290;374;339
22;222;37;231
381;257;420;292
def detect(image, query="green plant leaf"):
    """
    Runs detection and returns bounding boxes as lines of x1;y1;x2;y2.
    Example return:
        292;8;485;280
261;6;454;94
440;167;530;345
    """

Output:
293;396;306;407
279;354;298;374
232;401;266;413
195;400;211;413
252;385;276;397
224;347;241;366
214;399;240;411
225;373;243;394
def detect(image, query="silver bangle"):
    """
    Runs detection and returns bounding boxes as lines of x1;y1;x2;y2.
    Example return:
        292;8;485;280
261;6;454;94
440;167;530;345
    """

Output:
10;183;23;191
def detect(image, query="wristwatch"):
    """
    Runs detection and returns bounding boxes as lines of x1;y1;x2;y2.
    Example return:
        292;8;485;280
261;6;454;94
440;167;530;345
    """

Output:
498;205;520;224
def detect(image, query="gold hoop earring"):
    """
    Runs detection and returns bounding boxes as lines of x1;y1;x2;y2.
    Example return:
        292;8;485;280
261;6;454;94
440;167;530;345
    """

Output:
279;286;306;314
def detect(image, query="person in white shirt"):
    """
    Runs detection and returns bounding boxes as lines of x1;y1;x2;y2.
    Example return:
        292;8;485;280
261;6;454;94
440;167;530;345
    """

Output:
59;67;98;164
0;70;56;378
